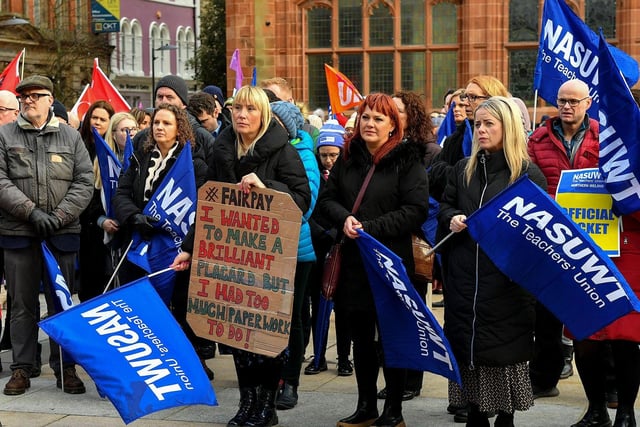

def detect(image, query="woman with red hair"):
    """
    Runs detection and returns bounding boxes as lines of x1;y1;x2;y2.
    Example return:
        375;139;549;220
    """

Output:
318;93;429;427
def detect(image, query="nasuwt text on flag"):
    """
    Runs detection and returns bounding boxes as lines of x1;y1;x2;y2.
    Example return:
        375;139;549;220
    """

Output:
596;31;640;216
127;143;196;304
39;276;217;424
533;0;639;116
464;175;640;340
355;230;461;384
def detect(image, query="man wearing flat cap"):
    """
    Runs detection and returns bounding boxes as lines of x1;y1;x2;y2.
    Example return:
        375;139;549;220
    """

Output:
0;75;93;396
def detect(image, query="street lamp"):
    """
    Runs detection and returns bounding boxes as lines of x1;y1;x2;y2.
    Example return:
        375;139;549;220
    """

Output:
150;44;177;105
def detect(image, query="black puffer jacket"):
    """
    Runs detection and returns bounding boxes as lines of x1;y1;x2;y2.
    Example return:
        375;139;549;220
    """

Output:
212;118;311;214
438;150;547;367
318;137;429;312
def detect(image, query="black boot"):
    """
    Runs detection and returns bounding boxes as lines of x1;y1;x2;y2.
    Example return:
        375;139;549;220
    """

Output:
466;403;489;427
227;387;257;426
372;402;405;427
494;410;514;427
560;343;574;379
337;399;379;427
570;403;612;427
613;406;636;427
276;381;298;410
245;387;278;427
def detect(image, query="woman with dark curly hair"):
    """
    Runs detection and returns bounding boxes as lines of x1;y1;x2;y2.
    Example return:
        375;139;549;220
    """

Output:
112;103;208;284
392;91;440;168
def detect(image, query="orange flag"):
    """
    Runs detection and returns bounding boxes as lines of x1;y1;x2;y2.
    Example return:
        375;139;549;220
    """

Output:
71;58;130;121
324;64;363;114
0;50;24;94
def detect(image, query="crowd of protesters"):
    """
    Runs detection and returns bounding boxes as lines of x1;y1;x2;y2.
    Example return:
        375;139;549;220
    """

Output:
0;71;637;427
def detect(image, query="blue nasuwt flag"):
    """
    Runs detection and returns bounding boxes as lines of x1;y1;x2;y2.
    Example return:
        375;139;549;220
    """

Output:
436;103;457;147
93;127;122;219
41;241;73;312
123;130;134;173
39;276;217;424
533;0;639;117
127;142;196;304
462;119;473;157
596;32;640;216
251;67;257;86
355;230;461;384
464;175;640;340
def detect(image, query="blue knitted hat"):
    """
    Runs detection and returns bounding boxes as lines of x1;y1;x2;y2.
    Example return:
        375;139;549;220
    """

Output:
270;101;304;139
317;119;345;149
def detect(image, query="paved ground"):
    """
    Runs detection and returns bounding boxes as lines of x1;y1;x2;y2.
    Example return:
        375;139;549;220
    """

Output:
0;293;635;426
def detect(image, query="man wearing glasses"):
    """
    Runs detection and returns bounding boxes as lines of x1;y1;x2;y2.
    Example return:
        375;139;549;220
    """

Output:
527;79;599;400
0;75;93;396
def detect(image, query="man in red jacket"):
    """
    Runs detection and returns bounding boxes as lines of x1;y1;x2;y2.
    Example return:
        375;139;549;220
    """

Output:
527;79;599;399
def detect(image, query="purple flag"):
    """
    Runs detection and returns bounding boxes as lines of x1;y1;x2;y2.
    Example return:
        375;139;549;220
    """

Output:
230;49;244;91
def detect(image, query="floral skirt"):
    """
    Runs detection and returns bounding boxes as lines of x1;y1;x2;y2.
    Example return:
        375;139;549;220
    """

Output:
449;362;534;413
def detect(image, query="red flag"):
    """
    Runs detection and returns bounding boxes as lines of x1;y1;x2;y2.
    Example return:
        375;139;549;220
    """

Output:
71;58;130;121
70;84;94;123
0;50;24;94
324;64;363;114
90;58;130;112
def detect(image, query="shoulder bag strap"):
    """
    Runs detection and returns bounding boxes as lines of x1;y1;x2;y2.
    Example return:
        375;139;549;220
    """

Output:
351;164;376;214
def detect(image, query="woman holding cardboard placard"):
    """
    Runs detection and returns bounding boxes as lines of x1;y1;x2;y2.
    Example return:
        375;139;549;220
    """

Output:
173;85;310;427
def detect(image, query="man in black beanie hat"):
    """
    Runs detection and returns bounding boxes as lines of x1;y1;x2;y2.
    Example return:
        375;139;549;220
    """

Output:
133;74;215;177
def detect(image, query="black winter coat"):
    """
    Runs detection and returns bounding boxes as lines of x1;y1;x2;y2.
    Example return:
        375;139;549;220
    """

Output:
438;150;547;367
429;121;469;201
112;143;208;236
212;118;311;214
318;138;429;313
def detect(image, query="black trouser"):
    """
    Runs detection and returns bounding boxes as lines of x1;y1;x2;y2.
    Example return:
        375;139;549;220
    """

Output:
529;302;564;389
303;260;352;362
574;339;640;409
349;307;405;413
281;262;313;386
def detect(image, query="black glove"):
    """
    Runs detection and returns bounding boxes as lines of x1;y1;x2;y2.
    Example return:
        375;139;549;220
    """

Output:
29;208;59;237
131;214;158;240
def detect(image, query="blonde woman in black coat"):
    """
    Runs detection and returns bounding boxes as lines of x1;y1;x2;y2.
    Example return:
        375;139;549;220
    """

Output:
438;97;547;427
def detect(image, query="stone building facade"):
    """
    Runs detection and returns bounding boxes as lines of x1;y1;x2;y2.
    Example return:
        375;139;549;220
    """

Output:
225;0;640;117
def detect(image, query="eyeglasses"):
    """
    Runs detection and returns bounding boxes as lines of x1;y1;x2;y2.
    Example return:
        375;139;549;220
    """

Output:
0;106;17;112
17;93;51;103
556;96;590;107
319;153;340;160
460;93;490;103
119;127;139;135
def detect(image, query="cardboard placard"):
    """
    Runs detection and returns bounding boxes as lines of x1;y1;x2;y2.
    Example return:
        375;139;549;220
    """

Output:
187;181;301;357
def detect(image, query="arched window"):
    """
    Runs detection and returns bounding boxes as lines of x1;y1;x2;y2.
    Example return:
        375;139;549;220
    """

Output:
159;24;172;75
176;27;196;79
131;20;143;76
184;28;196;79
